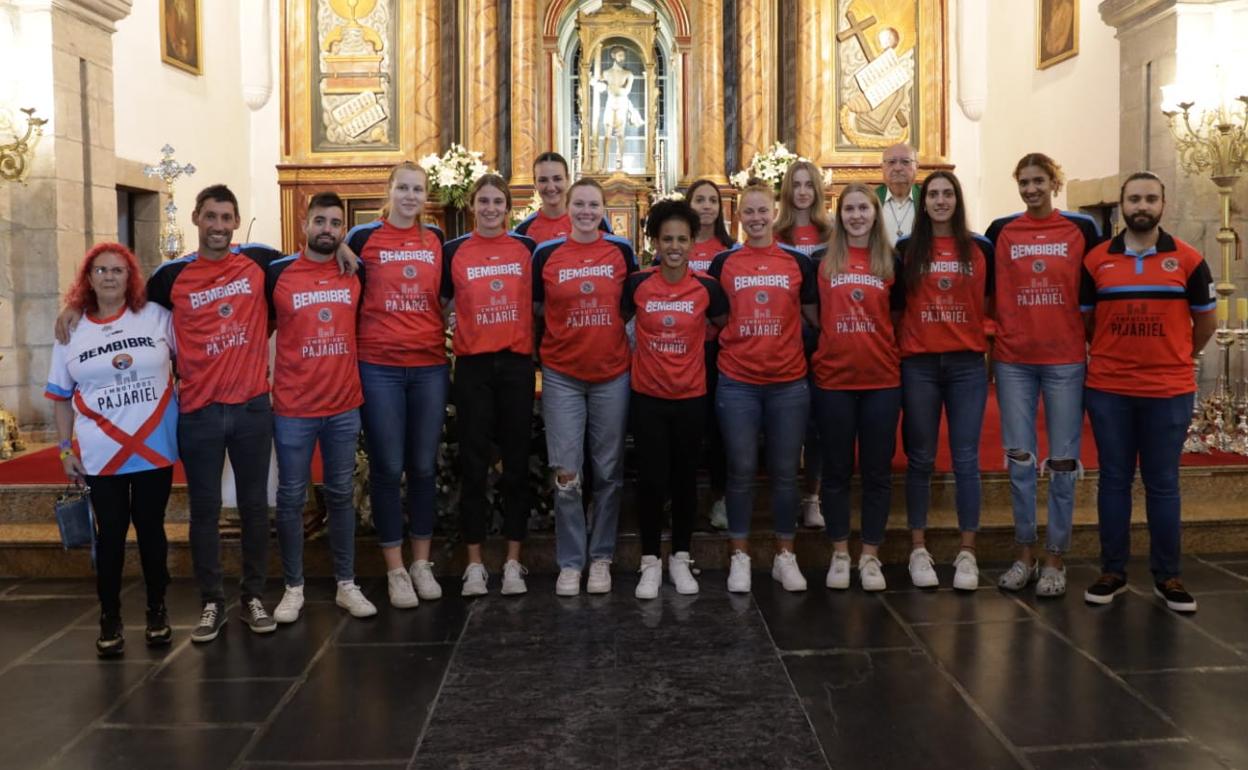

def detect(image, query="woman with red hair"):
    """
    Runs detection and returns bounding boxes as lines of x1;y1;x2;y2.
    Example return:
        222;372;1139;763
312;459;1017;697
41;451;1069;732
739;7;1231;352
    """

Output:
45;242;179;657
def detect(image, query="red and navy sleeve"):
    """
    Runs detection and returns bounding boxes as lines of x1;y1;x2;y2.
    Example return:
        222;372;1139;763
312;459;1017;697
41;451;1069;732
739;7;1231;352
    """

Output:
620;270;649;319
698;275;729;318
973;234;995;297
1078;264;1098;313
1062;211;1106;254
605;234;639;273
531;239;561;305
890;256;907;312
783;245;818;305
1187;259;1216;313
145;257;191;310
264;254;299;325
440;234;468;303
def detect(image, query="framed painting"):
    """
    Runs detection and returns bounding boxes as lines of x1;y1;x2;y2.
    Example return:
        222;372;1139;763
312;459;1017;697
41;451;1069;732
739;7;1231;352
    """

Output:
1037;0;1079;70
160;0;202;75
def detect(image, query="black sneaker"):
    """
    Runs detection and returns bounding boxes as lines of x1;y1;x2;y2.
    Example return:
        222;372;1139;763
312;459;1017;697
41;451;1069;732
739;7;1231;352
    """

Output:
1154;578;1198;613
1084;572;1128;605
145;605;172;647
240;597;276;634
191;601;226;643
96;613;125;658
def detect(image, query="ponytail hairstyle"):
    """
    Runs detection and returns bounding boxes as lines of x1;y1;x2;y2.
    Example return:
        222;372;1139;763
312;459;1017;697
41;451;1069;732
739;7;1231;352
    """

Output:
774;160;832;245
820;182;894;281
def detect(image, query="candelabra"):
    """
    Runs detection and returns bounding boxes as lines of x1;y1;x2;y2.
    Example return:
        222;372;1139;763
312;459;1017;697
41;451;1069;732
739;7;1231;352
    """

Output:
1205;321;1239;452
0;107;46;184
143;145;196;260
1184;352;1211;453
1233;323;1248;455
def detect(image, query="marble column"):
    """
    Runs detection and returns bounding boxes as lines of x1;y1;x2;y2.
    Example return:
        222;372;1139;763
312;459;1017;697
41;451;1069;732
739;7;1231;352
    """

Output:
691;0;727;183
509;0;539;185
463;0;500;167
794;0;834;164
412;0;441;157
737;0;776;167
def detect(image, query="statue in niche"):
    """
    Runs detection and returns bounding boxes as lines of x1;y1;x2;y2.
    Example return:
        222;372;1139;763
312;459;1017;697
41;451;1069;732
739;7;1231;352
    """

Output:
593;46;645;171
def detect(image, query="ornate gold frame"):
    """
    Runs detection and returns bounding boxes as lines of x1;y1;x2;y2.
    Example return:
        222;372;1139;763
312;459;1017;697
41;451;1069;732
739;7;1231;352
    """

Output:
159;0;203;76
1036;0;1079;70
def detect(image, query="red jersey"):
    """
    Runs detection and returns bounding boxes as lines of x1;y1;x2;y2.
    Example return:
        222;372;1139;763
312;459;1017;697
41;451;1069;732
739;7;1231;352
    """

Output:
622;268;728;399
265;252;363;417
895;235;994;357
1080;229;1215;397
346;220;446;367
779;223;825;257
708;242;816;384
514;210;611;247
986;210;1103;365
440;231;536;357
146;244;276;413
689;237;735;342
812;247;905;390
533;234;638;382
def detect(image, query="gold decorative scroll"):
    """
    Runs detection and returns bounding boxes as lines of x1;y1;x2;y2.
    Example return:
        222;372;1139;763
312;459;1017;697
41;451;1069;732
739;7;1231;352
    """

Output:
510;0;540;184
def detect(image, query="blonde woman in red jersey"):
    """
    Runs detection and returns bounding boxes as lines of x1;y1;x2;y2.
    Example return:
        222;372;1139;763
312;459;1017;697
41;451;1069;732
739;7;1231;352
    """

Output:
707;180;818;594
533;178;639;596
440;175;539;597
621;199;729;598
513;152;611;245
808;184;904;592
345;162;449;609
985;154;1103;598
686;178;736;530
775;160;833;531
895;171;995;591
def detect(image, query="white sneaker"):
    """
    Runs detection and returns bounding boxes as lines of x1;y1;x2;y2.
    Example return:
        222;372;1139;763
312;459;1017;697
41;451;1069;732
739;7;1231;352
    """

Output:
668;551;699;595
461;563;489;597
587;559;612;594
709;498;728;530
771;550;808;592
727;550;752;593
387;567;419;609
501;560;528;596
952;550;980;591
908;548;939;588
801;495;825;529
273;585;304;624
858;554;887;592
335;581;378;618
556;568;581;596
635;555;662;600
409;560;443;600
825;551;851;590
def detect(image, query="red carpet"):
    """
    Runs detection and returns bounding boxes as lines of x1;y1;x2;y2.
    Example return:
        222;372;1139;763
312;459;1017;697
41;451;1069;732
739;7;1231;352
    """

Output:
1;391;1242;484
0;447;324;485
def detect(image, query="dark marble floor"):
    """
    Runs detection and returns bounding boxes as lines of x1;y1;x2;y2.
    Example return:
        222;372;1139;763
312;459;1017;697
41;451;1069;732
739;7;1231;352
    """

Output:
2;554;1248;769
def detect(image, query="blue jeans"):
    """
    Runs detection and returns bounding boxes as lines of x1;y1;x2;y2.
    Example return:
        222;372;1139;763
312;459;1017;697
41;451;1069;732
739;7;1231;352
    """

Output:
274;409;361;585
995;362;1085;554
541;367;630;571
901;352;987;532
716;374;810;539
1085;387;1193;581
358;361;449;547
812;386;901;545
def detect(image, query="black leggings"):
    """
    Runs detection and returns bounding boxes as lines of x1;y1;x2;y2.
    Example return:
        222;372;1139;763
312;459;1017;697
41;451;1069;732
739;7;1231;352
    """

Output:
86;466;174;615
630;392;706;556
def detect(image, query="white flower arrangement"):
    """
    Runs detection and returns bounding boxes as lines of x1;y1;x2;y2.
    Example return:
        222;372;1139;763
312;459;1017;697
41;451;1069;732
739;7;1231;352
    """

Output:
649;190;685;204
729;142;833;190
418;144;496;209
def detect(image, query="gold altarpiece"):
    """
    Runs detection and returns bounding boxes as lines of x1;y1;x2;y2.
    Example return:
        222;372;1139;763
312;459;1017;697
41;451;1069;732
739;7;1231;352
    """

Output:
277;0;950;253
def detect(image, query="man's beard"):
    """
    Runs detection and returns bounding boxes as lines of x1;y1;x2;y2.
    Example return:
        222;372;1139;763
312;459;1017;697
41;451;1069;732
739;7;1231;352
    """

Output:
310;235;340;255
1125;211;1160;233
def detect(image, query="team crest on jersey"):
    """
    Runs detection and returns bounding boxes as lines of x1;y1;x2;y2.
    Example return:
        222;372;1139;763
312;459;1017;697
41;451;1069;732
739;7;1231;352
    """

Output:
1162;257;1180;272
403;265;418;279
490;279;504;292
850;288;865;302
1032;260;1046;274
662;315;676;328
937;277;953;291
755;290;769;304
218;303;234;318
580;281;595;295
111;353;133;371
318;308;332;322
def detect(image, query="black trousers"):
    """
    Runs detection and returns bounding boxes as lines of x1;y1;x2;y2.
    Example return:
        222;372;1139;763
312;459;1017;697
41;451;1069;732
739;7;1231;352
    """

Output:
454;351;536;544
703;342;726;494
86;466;174;616
630;391;706;556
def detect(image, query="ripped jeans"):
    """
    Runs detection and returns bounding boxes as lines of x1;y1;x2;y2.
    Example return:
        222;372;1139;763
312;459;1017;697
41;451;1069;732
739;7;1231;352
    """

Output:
994;361;1085;554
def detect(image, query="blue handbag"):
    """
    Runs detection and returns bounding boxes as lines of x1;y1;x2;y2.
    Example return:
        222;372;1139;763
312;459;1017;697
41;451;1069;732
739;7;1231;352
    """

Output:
54;484;96;568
